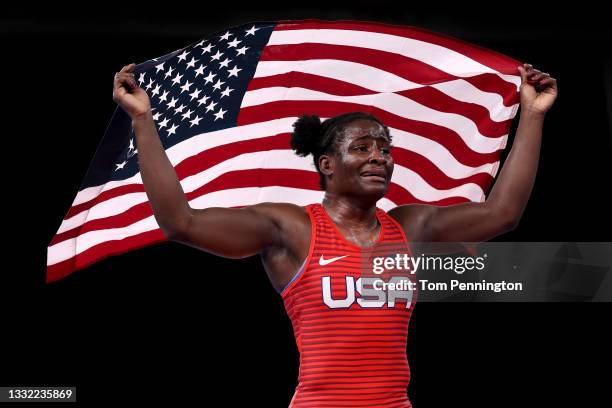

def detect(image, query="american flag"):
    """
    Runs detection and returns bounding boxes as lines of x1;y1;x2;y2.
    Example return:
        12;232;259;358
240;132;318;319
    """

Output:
47;20;522;282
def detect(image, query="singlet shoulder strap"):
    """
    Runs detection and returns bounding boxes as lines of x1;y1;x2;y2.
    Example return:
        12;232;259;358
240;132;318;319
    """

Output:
376;207;410;244
279;203;318;298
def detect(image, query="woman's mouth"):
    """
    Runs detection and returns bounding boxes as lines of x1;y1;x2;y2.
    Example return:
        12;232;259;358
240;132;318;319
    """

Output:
361;172;387;183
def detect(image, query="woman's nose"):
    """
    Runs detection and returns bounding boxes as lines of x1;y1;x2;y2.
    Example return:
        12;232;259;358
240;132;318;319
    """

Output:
369;147;387;163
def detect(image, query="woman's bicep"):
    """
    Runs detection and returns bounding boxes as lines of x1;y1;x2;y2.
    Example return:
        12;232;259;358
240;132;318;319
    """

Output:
169;204;281;259
426;202;515;243
390;202;514;254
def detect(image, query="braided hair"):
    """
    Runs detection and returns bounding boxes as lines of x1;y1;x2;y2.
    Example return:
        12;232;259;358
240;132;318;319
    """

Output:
290;112;391;190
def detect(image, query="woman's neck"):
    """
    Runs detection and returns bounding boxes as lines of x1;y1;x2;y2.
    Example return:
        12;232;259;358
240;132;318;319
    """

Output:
321;193;378;231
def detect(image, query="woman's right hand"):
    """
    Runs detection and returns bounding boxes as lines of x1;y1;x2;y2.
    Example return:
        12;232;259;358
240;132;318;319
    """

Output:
112;63;151;120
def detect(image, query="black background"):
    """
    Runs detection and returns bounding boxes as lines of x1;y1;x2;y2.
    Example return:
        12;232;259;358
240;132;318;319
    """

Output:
3;2;612;407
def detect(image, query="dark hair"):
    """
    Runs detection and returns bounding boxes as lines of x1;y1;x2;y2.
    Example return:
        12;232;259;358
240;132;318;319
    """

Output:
290;112;391;189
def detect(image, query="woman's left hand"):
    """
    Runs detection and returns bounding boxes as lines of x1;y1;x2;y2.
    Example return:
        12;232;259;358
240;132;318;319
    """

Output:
517;63;558;115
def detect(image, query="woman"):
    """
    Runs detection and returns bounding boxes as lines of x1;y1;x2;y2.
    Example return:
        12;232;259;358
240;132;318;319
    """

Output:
113;62;557;407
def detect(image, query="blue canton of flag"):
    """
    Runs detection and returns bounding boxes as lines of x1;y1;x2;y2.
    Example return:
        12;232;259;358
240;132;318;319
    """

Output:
86;23;275;189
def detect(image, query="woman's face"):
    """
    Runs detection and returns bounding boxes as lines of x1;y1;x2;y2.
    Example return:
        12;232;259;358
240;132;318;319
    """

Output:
325;119;394;198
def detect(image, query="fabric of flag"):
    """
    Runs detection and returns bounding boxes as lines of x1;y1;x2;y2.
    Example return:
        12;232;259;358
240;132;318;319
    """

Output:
47;19;522;283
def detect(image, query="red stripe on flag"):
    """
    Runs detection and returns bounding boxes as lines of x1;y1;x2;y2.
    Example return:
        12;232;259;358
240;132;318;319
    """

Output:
260;43;517;104
237;101;504;166
51;163;474;248
391;148;495;190
396;86;515;137
275;20;522;74
247;72;375;96
51;169;319;245
46;229;167;283
248;71;513;137
464;74;521;106
65;184;145;220
58;133;295;227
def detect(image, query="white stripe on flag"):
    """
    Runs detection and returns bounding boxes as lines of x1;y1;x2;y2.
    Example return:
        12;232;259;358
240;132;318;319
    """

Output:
70;118;300;207
50;187;399;266
430;79;519;121
267;29;519;86
59;118;498;235
56;146;489;237
253;60;421;92
242;87;507;153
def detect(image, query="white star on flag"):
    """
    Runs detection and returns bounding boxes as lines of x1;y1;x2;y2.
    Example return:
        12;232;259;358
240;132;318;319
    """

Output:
227;38;241;48
166;97;178;109
219;57;231;68
203;72;216;84
220;86;233;98
227;66;241;78
212;78;225;90
213;108;227;121
190;116;202;127
177;50;189;62
171;73;183;86
181;109;193;121
235;46;249;56
197;95;210;106
179;80;193;93
157;117;169;128
167;123;179;136
245;26;259;36
205;100;217;112
194;65;205;77
115;161;127;171
186;57;199;69
189;88;202;101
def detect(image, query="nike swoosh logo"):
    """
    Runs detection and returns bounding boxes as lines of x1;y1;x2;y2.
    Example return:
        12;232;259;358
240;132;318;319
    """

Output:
319;255;348;266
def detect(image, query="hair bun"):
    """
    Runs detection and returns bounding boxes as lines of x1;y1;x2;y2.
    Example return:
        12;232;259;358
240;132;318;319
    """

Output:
290;114;323;157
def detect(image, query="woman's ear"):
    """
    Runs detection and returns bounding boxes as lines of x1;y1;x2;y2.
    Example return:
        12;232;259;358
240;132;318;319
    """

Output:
319;154;334;177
